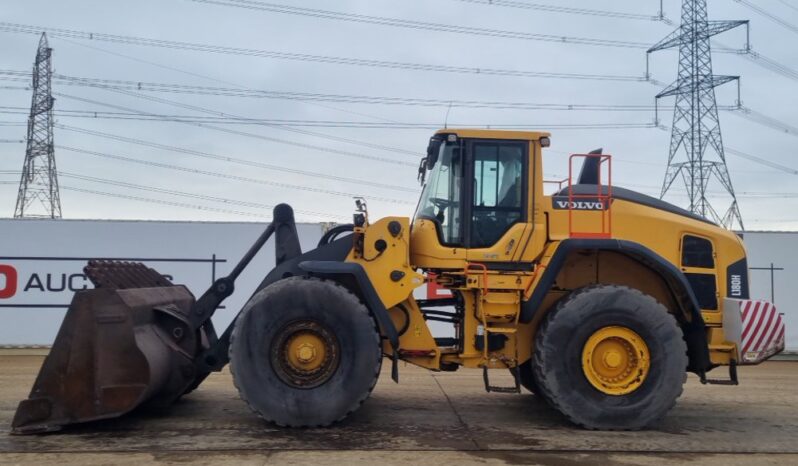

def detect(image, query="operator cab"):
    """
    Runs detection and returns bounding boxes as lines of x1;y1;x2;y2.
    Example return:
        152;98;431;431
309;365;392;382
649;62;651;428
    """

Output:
412;129;549;267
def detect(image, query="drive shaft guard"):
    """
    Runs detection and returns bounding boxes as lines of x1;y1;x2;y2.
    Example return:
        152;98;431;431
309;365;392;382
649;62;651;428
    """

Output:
11;261;200;434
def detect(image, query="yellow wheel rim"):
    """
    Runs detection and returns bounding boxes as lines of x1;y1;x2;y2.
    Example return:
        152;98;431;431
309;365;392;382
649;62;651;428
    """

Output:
285;331;327;372
582;326;650;395
271;320;339;389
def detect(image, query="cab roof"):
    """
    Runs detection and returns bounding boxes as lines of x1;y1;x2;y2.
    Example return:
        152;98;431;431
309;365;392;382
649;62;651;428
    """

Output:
436;128;551;141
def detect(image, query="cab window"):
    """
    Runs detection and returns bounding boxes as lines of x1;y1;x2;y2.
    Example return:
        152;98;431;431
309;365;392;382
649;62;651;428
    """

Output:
470;142;525;248
414;141;463;245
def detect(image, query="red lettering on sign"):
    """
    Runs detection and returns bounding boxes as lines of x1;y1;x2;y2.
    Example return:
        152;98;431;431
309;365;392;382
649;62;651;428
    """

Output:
0;264;18;299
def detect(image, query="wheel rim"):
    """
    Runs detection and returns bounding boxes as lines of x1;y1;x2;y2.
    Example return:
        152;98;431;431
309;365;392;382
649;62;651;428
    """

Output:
581;326;650;396
271;320;340;389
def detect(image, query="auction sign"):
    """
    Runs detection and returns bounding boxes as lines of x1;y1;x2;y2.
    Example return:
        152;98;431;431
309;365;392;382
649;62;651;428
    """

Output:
0;218;323;345
0;255;223;309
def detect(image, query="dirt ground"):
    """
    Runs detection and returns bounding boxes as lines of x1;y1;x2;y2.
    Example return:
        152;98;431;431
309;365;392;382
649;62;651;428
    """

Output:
0;353;796;465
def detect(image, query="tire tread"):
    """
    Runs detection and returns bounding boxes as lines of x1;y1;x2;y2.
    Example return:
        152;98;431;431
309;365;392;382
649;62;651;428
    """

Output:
229;276;382;427
531;284;688;430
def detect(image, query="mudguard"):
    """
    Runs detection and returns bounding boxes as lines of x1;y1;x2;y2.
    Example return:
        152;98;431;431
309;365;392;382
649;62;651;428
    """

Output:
299;260;400;352
521;238;712;373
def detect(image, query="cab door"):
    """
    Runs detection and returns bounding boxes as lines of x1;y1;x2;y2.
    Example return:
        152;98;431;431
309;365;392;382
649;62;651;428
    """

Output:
464;139;531;264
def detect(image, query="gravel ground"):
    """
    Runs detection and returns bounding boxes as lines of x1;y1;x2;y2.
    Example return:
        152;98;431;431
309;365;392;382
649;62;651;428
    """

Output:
1;353;796;465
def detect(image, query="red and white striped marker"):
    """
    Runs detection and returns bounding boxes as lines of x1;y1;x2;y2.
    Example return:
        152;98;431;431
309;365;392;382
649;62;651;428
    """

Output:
740;300;785;364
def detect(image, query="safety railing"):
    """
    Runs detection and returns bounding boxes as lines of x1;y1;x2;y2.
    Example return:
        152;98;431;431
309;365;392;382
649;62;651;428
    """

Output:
567;153;613;239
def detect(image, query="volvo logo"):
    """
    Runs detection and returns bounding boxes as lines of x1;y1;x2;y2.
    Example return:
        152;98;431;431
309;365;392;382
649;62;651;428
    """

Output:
553;199;607;210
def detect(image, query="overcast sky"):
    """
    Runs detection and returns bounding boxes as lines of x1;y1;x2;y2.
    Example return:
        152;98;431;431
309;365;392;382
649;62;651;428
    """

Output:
1;0;796;230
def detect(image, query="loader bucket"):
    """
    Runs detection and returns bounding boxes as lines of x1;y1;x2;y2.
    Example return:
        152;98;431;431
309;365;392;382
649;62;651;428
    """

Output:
11;261;202;434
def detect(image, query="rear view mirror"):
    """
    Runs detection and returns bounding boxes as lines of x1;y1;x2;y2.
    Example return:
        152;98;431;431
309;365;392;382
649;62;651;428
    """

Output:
426;137;442;170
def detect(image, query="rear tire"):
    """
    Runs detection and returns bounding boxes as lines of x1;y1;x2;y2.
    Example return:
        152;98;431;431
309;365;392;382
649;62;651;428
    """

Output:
532;285;687;430
230;276;382;427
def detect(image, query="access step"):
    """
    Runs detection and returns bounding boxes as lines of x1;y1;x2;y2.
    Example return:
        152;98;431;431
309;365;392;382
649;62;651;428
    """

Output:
485;327;517;334
700;359;739;386
482;366;520;394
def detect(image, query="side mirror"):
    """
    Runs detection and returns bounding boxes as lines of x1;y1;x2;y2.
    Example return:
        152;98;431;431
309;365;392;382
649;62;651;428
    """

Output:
426;137;442;170
417;157;427;185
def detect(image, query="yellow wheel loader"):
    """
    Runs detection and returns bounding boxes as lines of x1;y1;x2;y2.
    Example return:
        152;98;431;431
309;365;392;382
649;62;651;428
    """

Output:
12;129;785;433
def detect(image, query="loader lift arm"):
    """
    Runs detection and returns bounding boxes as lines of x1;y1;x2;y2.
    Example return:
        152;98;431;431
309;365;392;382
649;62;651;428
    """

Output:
193;204;304;373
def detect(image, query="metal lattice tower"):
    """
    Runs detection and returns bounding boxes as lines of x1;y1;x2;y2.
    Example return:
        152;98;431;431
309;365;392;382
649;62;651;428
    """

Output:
648;0;747;230
14;33;61;219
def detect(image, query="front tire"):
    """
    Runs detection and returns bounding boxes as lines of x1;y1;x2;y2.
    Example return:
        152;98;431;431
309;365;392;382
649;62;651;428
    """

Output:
532;285;687;430
511;360;540;395
229;276;382;427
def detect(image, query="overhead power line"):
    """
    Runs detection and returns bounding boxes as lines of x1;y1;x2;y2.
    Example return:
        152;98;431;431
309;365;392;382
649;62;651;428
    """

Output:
61;185;273;220
57;171;348;220
775;0;798;13
725;147;798;175
54;135;418;194
0;105;658;130
61;145;414;203
729;106;798;137
712;39;798;82
54;128;415;205
23;74;665;112
1;20;793;88
39;167;790;202
57;146;411;198
61;186;797;225
52;88;424;158
42;163;798;202
653;125;798;176
449;0;666;22
185;1;650;48
0;22;648;82
0;169;272;218
54;85;422;157
53;92;419;167
56;35;409;126
0;69;424;158
0;71;667;112
732;0;798;35
27;34;634;133
738;49;798;82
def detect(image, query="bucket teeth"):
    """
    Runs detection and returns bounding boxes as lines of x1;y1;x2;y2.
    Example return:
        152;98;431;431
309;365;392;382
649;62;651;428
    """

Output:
85;260;174;289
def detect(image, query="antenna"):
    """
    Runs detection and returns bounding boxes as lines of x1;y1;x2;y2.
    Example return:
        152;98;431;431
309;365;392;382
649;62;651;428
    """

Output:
443;101;453;129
